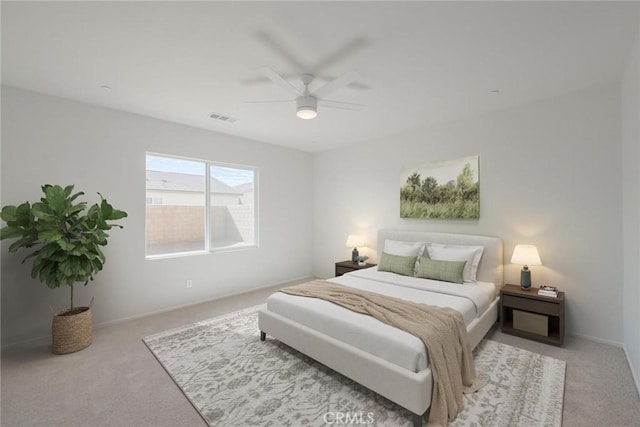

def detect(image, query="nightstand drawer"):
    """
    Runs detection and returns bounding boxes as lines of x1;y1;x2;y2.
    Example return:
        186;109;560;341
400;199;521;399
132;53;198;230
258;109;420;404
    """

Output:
502;294;560;316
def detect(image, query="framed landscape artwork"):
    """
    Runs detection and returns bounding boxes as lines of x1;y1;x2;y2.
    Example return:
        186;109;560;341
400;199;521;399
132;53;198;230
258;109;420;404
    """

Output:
400;155;479;219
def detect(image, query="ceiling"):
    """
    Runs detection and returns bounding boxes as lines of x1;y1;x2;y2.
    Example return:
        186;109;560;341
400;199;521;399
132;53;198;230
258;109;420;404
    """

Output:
2;1;639;153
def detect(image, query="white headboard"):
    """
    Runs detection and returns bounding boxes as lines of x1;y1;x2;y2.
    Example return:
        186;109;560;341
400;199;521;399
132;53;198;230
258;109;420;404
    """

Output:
378;229;504;286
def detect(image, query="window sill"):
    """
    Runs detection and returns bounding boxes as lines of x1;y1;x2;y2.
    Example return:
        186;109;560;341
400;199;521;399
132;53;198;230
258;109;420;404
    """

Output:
145;244;258;260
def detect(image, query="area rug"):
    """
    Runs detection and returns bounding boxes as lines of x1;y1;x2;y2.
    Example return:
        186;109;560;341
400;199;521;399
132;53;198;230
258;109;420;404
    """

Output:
143;305;565;426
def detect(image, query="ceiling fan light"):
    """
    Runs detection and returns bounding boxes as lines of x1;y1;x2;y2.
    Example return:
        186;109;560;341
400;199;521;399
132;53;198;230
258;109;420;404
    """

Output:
296;95;318;120
296;106;318;120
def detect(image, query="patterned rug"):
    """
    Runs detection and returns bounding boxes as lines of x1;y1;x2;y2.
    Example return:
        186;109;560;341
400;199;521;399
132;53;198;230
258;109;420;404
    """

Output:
143;305;565;426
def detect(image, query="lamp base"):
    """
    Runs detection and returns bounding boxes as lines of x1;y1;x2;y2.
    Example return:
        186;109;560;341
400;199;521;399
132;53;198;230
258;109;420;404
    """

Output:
520;268;532;290
351;248;359;263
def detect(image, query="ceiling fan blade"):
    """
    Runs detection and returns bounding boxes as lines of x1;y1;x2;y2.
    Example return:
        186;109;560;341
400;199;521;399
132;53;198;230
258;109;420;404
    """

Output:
321;105;361;111
240;73;371;90
240;76;271;85
347;81;371;91
312;71;358;99
241;72;305;86
319;100;364;111
258;67;303;97
342;80;371;91
256;30;307;70
245;100;292;104
312;74;371;91
312;38;368;72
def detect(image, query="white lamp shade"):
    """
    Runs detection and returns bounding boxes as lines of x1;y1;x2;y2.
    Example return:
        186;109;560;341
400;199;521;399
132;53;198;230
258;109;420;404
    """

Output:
345;234;364;248
510;245;542;266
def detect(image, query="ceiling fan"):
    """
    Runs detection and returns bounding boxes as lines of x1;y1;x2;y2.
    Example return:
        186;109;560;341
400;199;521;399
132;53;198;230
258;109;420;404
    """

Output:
247;67;364;120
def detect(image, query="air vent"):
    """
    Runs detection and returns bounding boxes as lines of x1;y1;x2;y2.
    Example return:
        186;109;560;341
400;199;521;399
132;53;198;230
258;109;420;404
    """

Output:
209;112;237;123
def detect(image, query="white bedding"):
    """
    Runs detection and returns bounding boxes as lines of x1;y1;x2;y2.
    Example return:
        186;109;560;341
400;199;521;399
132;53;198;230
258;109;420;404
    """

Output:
266;268;496;372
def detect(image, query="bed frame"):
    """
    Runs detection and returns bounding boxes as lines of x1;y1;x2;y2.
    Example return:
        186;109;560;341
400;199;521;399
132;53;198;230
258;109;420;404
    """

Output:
258;229;503;427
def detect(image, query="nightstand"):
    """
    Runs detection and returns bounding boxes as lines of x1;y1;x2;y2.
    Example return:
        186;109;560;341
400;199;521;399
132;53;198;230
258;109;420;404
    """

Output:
335;260;377;277
500;284;565;346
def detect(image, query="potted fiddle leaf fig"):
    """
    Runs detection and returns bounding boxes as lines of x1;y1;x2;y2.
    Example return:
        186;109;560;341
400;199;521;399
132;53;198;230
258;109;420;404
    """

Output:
0;184;127;354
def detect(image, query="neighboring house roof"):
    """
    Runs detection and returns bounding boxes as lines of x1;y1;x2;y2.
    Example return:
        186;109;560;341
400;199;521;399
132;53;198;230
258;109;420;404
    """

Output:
146;170;242;195
234;182;254;193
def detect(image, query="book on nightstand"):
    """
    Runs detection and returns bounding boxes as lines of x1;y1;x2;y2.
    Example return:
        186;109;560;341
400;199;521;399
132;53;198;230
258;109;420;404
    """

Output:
538;285;559;297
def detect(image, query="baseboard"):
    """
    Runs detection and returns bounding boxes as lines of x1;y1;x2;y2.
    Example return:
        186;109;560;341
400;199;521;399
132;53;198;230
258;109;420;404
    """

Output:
95;275;313;329
1;275;314;351
623;344;640;395
1;331;51;351
567;332;623;348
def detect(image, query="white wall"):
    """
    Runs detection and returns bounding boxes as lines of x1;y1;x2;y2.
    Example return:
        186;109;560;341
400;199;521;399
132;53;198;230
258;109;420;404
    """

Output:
1;86;313;346
622;34;640;390
1;80;631;350
313;83;623;344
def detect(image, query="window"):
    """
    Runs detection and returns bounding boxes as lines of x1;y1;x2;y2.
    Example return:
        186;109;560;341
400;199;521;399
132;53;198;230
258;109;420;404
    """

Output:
145;197;163;205
145;153;257;258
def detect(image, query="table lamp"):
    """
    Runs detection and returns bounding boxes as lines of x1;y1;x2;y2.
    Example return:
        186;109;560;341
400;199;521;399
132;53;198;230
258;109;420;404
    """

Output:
345;235;364;263
510;244;542;290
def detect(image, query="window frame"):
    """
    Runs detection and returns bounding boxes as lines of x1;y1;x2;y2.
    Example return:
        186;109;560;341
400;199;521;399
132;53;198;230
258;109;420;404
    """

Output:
145;152;259;260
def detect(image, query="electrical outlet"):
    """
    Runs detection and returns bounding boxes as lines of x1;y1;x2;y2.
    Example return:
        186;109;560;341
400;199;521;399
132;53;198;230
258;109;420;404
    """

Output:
186;279;193;289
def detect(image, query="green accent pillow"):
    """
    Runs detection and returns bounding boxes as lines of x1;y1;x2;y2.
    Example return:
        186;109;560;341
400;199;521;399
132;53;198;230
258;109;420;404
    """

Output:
417;257;466;284
378;252;417;277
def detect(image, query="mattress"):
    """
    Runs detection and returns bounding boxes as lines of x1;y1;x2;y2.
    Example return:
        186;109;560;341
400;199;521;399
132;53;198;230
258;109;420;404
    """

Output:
266;268;496;372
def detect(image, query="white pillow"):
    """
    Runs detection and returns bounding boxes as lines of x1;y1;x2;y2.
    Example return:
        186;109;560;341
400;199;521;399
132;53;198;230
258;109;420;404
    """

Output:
383;240;425;275
383;239;425;257
426;243;484;282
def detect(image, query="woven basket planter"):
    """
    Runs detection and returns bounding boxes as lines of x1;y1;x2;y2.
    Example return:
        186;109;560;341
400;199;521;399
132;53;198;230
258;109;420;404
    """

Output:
52;306;93;354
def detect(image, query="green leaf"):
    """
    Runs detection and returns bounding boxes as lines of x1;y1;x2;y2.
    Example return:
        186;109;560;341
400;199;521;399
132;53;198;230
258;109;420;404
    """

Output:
57;239;75;251
63;185;75;198
95;246;106;263
92;230;108;245
90;258;103;272
70;245;88;256
68;190;84;203
58;259;72;277
1;205;18;222
86;204;100;228
67;203;87;217
9;235;38;253
2;203;34;228
100;199;113;220
15;203;34;227
31;202;55;222
38;227;63;243
31;208;56;221
1;225;24;240
43;185;66;212
41;243;59;256
31;202;50;214
109;209;128;220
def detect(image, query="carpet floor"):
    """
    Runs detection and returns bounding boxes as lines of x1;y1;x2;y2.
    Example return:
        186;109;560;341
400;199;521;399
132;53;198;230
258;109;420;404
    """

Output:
2;282;639;426
144;305;565;426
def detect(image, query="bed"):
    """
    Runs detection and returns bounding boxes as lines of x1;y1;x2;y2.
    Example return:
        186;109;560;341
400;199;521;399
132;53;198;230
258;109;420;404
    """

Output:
258;229;503;426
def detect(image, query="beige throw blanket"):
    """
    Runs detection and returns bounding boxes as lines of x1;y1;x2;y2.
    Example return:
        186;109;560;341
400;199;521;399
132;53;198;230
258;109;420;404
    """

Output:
280;280;485;427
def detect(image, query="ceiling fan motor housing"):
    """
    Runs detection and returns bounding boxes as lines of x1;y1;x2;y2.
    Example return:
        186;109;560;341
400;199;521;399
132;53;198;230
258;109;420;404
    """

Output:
296;95;318;119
